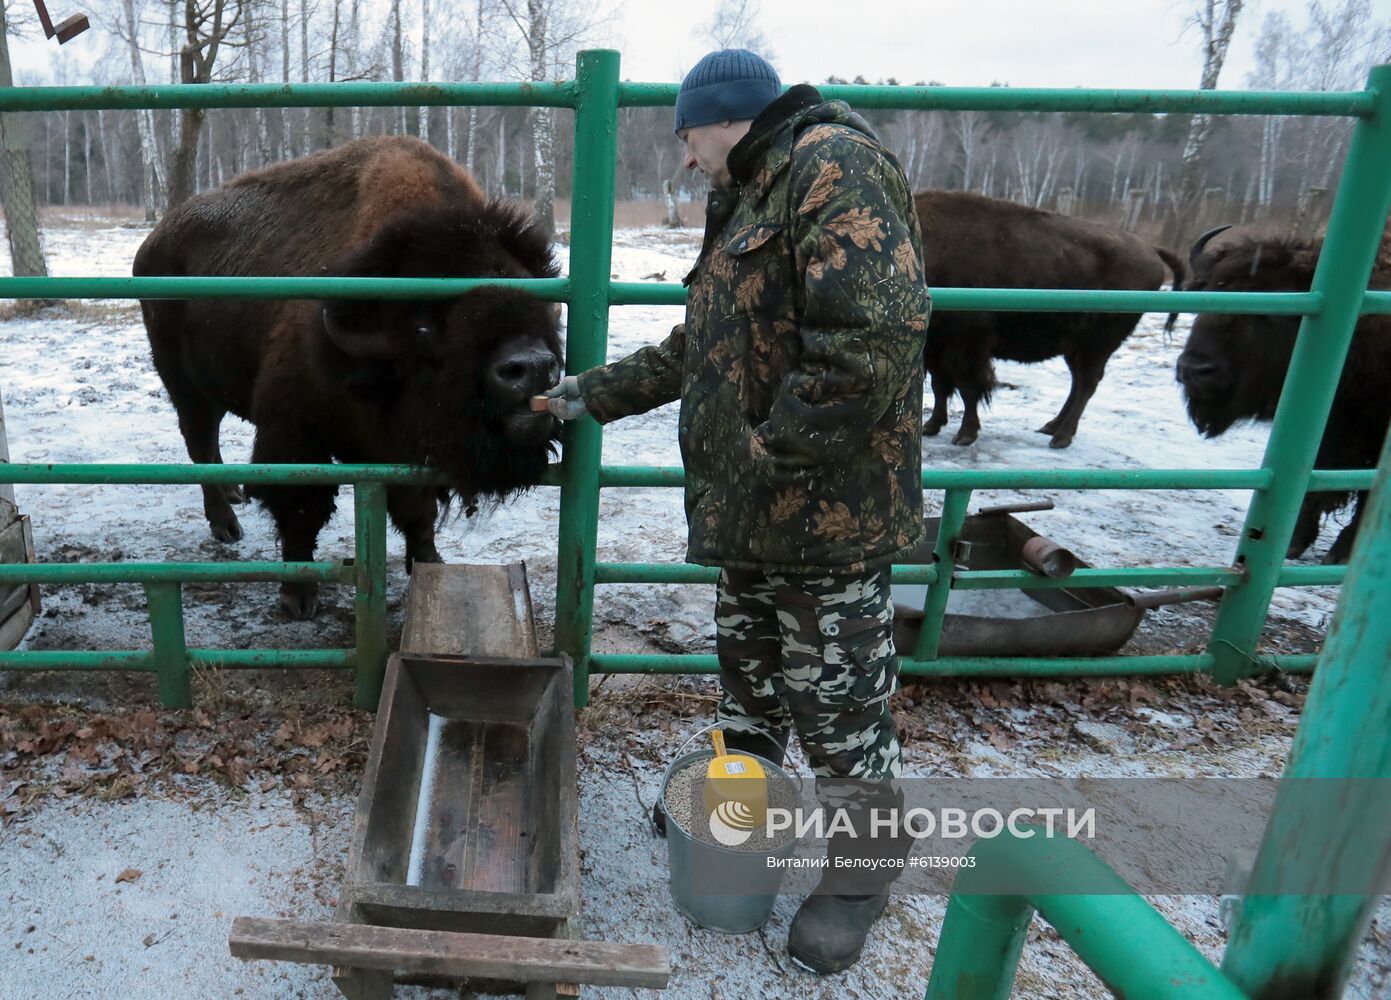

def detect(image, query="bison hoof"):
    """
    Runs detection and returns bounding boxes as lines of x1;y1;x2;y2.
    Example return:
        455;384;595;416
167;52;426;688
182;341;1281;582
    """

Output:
279;586;320;620
405;549;444;575
223;484;247;505
923;422;944;437
1048;435;1074;449
951;431;978;447
211;516;244;543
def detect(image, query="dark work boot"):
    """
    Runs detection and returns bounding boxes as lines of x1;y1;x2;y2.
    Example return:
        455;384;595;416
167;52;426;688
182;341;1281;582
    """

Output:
787;888;891;974
652;728;789;838
787;779;911;971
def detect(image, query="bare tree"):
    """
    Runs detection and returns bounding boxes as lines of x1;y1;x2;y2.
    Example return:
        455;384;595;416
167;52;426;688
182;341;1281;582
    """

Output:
696;0;773;59
1164;0;1246;243
464;0;493;174
0;0;49;279
166;0;250;210
390;0;407;134
952;111;988;191
497;0;612;234
418;0;431;144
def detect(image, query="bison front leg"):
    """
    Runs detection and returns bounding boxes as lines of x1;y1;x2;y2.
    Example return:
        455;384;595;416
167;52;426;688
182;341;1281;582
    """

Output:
255;485;338;619
1286;495;1324;561
1044;351;1109;449
175;406;244;543
387;487;444;573
952;386;983;446
924;369;954;437
1322;490;1368;565
247;431;337;619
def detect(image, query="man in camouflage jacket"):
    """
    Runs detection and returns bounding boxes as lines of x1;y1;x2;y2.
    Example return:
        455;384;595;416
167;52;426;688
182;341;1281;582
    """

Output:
545;48;932;973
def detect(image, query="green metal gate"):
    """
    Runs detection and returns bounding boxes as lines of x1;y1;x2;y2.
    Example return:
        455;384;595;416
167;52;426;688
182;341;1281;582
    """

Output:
0;52;1388;710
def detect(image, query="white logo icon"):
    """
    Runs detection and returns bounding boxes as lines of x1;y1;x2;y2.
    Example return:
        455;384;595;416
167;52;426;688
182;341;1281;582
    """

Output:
708;799;757;847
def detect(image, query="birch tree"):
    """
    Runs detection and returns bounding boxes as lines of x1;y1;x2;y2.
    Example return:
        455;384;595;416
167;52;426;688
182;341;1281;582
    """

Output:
1165;0;1246;243
118;0;167;219
497;0;611;235
418;0;431;144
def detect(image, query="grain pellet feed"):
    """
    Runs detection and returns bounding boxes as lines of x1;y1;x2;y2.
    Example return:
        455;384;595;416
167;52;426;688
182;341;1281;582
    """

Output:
663;757;801;851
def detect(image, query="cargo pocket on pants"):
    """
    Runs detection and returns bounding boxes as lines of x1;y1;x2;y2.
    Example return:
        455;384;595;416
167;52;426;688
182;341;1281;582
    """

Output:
816;613;897;706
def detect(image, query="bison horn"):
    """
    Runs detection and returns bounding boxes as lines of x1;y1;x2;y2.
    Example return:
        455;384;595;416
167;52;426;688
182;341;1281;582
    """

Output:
1189;225;1234;268
321;303;402;360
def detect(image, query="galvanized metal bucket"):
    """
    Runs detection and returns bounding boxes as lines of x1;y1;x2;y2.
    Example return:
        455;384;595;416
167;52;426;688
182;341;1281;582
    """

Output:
660;728;802;934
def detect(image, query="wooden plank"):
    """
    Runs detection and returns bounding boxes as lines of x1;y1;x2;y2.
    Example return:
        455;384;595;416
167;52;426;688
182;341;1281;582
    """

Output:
0;600;34;653
401;563;539;657
233;918;669;989
464;719;530;893
344;881;570;937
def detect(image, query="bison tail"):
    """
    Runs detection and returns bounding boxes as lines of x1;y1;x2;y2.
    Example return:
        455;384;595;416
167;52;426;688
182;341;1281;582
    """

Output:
1154;245;1188;335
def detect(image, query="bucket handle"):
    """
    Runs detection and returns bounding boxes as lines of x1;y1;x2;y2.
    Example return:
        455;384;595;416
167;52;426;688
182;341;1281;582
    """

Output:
670;722;805;795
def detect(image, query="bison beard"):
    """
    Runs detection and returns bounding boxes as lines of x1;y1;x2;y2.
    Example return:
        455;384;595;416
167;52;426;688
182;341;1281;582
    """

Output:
1176;233;1391;564
914;190;1186;449
135;136;563;618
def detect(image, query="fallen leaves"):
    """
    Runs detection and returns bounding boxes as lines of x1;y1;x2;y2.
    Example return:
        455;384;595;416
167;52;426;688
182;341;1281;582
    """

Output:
115;868;142;884
0;701;373;823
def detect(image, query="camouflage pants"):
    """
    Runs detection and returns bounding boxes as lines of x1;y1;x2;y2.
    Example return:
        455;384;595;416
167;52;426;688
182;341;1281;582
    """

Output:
714;567;903;785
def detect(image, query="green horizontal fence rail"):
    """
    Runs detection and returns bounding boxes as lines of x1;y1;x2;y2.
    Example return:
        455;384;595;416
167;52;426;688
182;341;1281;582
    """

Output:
0;465;433;708
1;53;1388;715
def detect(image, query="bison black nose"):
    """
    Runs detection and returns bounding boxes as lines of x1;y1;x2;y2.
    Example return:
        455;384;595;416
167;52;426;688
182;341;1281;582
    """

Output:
1176;353;1225;389
490;350;561;401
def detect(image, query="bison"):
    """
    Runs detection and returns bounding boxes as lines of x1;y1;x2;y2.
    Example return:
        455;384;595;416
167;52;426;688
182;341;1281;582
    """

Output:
916;190;1186;448
135;136;562;618
1175;230;1391;563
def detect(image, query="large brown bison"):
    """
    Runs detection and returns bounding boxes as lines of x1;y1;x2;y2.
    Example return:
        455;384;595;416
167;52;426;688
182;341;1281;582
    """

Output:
135;136;562;618
916;191;1186;448
1176;232;1391;563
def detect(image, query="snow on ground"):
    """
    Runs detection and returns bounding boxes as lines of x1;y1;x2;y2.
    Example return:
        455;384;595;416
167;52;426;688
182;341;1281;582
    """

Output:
1;218;1385;999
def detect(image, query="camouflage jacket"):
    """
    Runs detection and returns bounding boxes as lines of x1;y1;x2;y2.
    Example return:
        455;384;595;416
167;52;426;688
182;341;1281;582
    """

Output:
580;87;932;574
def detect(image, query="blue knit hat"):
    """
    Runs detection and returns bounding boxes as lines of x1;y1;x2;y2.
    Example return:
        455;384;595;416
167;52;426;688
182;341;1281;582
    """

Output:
674;49;781;135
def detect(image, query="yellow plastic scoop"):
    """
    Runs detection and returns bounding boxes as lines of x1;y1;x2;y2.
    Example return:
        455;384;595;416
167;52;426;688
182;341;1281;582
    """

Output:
703;729;768;835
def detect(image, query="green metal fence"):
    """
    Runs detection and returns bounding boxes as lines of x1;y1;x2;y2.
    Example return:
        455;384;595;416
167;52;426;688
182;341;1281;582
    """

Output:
1;52;1388;711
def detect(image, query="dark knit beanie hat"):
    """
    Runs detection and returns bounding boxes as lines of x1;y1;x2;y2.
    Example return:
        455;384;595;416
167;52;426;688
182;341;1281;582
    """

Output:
674;48;781;135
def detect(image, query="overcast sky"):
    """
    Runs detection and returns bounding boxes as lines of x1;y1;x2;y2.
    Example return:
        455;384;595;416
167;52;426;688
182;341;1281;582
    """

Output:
8;0;1386;89
616;0;1381;89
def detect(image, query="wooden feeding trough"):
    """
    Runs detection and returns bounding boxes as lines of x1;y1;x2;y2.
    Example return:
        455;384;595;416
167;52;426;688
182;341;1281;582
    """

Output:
231;564;669;997
891;506;1222;657
1;388;40;652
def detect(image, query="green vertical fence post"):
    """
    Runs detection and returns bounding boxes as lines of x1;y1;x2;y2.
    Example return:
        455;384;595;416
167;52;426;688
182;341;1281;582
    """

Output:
1208;63;1391;684
1221;425;1391;994
145;582;190;708
354;481;389;710
913;489;972;660
555;48;620;708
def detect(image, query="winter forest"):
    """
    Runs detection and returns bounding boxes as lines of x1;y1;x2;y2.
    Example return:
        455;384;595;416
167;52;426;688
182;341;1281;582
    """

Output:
0;0;1389;244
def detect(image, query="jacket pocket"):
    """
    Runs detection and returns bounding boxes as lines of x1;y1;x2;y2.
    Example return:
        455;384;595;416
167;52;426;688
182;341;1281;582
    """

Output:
720;222;787;318
723;221;784;256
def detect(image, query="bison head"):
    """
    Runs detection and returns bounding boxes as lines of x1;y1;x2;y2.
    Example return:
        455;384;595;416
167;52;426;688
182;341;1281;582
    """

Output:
317;200;563;503
1176;237;1318;437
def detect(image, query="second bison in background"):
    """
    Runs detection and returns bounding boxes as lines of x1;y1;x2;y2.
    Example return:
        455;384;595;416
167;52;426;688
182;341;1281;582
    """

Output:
916;191;1186;448
135;136;563;618
1176;232;1391;564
